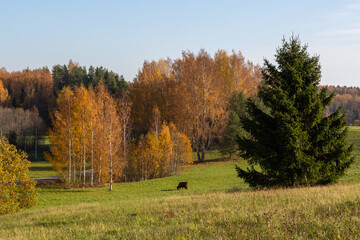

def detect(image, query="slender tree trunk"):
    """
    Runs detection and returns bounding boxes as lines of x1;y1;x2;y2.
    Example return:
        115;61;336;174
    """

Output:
201;69;207;162
83;134;86;187
201;149;205;162
196;149;201;162
123;117;127;182
0;105;2;137
34;112;38;160
90;96;94;186
83;109;86;187
68;103;72;188
91;119;94;187
68;136;71;188
145;161;148;181
99;157;102;184
141;157;145;181
72;141;76;185
200;137;206;162
24;136;27;152
109;122;113;191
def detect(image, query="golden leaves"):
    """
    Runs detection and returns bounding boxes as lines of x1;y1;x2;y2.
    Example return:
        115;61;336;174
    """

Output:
47;83;127;187
0;137;37;215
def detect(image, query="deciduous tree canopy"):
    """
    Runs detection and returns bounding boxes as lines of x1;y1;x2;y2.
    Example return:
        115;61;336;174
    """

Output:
0;137;37;215
130;49;261;161
47;84;125;189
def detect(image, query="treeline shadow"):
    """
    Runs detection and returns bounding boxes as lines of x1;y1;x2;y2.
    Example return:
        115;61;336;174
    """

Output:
29;166;54;172
193;157;235;164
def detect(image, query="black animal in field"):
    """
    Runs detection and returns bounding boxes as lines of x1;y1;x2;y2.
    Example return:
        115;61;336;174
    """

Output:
177;182;188;190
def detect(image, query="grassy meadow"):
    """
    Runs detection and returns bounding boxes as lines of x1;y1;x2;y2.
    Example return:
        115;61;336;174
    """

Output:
1;127;360;239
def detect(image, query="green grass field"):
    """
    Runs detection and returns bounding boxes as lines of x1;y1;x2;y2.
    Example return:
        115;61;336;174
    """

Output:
28;161;57;179
1;127;360;239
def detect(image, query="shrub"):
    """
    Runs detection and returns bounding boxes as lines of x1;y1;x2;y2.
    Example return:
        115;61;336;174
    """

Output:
0;137;37;215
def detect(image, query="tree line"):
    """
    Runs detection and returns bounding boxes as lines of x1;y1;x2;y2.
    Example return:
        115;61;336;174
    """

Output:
0;63;128;157
46;84;193;188
2;46;356;189
43;49;261;188
0;49;261;157
0;36;355;219
130;50;261;161
0;62;127;124
323;85;360;125
0;36;356;193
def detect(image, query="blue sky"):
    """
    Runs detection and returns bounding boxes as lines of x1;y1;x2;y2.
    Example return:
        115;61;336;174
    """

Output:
1;0;360;86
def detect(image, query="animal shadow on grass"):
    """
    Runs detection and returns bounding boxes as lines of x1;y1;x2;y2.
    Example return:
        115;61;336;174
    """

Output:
161;189;175;192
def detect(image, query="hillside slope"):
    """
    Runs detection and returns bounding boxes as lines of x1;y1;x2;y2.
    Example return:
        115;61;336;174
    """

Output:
1;127;360;239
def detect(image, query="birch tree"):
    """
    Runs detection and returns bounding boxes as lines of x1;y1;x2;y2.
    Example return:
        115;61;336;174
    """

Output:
47;87;74;188
96;83;122;191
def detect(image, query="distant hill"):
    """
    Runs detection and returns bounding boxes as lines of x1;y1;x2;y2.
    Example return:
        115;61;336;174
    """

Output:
323;85;360;125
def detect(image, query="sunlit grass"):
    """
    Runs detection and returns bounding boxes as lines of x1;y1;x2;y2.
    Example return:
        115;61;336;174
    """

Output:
1;127;359;239
1;183;360;239
340;126;360;183
28;161;56;179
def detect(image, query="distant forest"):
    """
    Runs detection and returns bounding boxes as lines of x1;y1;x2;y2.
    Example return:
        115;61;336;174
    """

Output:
323;85;360;125
0;50;261;165
0;61;127;152
0;50;263;186
1;59;359;159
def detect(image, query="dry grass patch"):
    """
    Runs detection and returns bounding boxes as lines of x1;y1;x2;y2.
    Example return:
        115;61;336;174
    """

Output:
1;183;360;239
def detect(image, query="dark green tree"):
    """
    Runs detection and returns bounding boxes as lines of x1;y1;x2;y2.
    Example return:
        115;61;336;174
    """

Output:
220;111;242;158
220;91;247;158
229;91;247;117
52;61;128;97
236;36;354;187
87;66;128;97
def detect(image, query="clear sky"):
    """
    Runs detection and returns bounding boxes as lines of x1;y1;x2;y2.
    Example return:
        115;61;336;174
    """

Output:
1;0;360;86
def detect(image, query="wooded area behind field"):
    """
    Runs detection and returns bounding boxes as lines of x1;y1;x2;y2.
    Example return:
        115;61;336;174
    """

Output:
1;49;360;188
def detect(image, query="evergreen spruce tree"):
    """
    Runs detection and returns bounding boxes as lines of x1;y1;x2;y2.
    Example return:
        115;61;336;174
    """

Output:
220;111;242;158
236;36;354;187
229;91;247;118
220;91;247;158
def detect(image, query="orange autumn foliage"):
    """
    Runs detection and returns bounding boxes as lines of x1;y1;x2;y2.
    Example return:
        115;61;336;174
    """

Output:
126;123;192;181
130;49;260;161
47;83;126;189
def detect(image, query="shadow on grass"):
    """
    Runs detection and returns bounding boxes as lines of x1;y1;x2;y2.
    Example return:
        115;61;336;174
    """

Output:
41;189;92;193
193;157;236;164
29;166;54;172
161;189;176;192
35;221;69;227
226;186;244;193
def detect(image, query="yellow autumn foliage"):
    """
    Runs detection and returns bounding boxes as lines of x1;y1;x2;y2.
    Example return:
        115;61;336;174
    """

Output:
0;80;10;106
126;123;192;181
47;84;125;189
0;137;37;215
